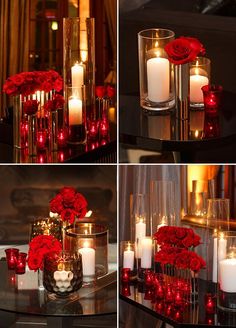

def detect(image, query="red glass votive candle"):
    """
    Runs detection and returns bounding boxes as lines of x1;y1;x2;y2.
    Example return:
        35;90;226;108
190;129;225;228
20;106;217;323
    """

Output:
15;252;27;274
121;268;131;283
57;128;68;148
37;129;47;150
145;269;154;286
100;118;109;138
202;84;223;115
174;288;183;307
205;293;216;314
88;120;99;139
155;283;165;299
121;283;131;297
5;248;19;270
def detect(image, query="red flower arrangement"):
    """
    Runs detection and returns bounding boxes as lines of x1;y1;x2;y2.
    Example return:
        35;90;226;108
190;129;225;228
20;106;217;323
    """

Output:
3;70;63;96
50;187;88;224
165;37;205;65
95;85;116;99
154;226;205;273
44;94;65;112
154;226;201;248
28;235;62;271
23;100;39;115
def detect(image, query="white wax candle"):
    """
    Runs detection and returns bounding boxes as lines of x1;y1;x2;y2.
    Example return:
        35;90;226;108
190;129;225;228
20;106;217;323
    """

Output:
219;258;236;293
53;270;73;292
218;236;227;262
190;75;209;103
141;238;152;269
135;219;146;258
147;57;170;103
79;245;95;276
123;248;134;270
71;63;84;90
212;237;217;283
68;98;82;126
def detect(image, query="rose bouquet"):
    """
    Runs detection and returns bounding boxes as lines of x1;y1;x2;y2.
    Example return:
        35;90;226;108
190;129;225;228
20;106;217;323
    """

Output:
3;70;63;96
50;186;88;224
154;226;205;274
28;235;62;271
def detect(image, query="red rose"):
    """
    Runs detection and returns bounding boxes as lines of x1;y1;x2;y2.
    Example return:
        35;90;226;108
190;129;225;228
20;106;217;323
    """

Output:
3;81;18;96
164;36;205;65
23;100;39;115
44;94;65;112
28;253;43;271
53;78;63;92
61;208;77;224
175;227;187;240
50;194;64;214
107;85;115;98
96;86;106;98
74;193;88;218
190;257;201;272
60;187;77;207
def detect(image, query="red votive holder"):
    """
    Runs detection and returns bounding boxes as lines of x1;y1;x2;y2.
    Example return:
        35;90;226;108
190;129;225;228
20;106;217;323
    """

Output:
100;118;109;138
121;268;131;283
155;283;165;299
37;129;47;150
174;288;183;307
121;283;131;297
88;120;99;140
57;128;68;148
145;269;154;286
5;248;19;270
165;284;174;303
202;84;223;116
205;293;216;314
15;252;27;274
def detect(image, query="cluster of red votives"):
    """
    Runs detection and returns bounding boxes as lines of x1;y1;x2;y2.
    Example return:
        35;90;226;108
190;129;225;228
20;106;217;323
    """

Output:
5;248;27;274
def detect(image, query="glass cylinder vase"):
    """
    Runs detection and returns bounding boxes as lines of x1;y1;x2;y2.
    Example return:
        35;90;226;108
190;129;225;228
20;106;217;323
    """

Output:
43;251;83;297
48;110;59;152
28;114;37;157
65;223;108;284
13;95;28;149
66;86;87;144
63;17;95;119
138;29;175;111
218;231;236;311
190;57;211;108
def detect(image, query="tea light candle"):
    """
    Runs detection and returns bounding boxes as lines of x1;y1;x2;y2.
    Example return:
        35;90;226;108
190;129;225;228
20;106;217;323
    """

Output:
190;64;209;103
147;53;170;103
219;258;236;293
68;97;82;126
71;62;84;91
123;243;134;270
79;241;95;276
141;237;152;269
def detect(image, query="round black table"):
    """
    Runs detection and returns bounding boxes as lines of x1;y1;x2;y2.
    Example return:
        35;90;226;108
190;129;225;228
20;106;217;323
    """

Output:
120;92;236;163
0;260;117;328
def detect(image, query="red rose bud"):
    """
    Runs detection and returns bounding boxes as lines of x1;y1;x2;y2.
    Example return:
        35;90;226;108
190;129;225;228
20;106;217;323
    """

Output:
107;85;115;98
23;100;39;115
96;86;106;98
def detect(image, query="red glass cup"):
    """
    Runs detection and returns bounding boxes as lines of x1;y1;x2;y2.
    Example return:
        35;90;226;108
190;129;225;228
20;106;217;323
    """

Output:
100;118;109;138
15;252;27;274
121;283;131;297
5;248;19;270
202;84;223;116
205;293;216;314
121;268;131;283
57;128;68;148
37;129;47;150
144;269;154;286
88;120;99;140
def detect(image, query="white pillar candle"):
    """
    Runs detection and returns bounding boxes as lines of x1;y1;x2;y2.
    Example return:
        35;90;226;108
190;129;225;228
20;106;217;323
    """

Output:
219;258;236;293
123;244;134;270
68;98;82;126
212;237;217;283
190;74;209;103
71;62;84;90
147;56;170;103
218;234;227;262
141;238;152;269
135;218;146;258
53;270;73;292
79;242;95;276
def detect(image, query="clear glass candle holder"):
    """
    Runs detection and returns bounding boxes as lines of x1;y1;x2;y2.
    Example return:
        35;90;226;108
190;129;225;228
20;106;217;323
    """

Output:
66;86;87;144
218;231;236;311
190;57;211;108
138;29;175;111
43;251;83;297
65;223;108;284
206;198;230;229
189;191;207;217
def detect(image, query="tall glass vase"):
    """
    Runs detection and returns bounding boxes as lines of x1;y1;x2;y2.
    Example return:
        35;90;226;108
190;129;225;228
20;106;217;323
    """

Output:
48;110;58;152
63;17;95;119
13;95;28;149
174;64;189;141
28;114;37;157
